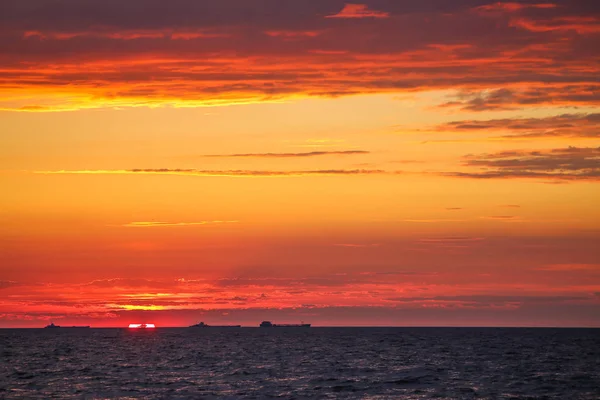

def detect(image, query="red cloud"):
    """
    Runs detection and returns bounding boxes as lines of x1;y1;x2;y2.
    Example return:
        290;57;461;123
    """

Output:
326;4;390;19
474;2;557;13
0;1;598;111
510;16;600;34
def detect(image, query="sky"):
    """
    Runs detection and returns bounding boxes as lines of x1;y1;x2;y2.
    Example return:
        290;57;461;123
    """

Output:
0;0;599;327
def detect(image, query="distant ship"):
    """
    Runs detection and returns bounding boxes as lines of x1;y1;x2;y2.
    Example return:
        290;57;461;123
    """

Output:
189;322;241;328
260;321;311;328
44;322;90;329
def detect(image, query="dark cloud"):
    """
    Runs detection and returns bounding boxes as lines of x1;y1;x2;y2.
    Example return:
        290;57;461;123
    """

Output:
83;278;172;288
386;295;592;304
0;280;20;289
434;113;600;138
445;147;600;182
439;87;600;112
212;272;433;288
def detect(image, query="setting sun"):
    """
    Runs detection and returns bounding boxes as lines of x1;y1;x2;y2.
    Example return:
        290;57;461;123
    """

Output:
128;323;156;329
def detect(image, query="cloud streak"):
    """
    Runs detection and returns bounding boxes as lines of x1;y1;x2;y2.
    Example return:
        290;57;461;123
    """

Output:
34;168;389;177
537;264;600;271
433;113;600;139
123;221;239;227
203;150;370;158
387;295;592;304
439;87;600;112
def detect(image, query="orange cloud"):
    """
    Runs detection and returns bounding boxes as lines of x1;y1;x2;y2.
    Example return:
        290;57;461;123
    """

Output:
0;1;597;112
326;4;390;19
510;16;600;34
265;30;323;39
474;2;558;13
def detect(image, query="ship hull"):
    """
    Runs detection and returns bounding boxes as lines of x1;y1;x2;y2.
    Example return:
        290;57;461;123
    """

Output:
44;326;90;329
262;324;311;328
190;325;241;328
259;321;311;328
274;325;311;328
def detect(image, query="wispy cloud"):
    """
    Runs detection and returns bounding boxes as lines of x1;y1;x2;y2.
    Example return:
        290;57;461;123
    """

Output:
444;147;600;182
432;113;600;139
0;280;20;290
202;150;369;158
403;219;466;223
387;295;590;304
537;264;600;271
333;243;382;248
474;3;558;13
418;237;485;243
123;221;239;227
34;168;388;178
439;88;600;112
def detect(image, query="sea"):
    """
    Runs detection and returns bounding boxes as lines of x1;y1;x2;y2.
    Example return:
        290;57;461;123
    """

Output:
1;327;599;399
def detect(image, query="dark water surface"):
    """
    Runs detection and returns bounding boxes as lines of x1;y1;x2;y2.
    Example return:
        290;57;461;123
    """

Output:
1;328;599;399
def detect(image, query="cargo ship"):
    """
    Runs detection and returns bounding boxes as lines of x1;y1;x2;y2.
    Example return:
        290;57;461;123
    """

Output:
44;322;90;329
189;322;241;328
260;321;311;328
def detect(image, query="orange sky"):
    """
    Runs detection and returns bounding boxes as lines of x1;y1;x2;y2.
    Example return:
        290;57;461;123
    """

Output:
0;0;599;327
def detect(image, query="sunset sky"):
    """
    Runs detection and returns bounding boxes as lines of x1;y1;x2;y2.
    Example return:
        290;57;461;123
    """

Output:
1;0;599;327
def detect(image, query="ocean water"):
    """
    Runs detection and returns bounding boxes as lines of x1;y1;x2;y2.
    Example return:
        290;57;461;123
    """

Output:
1;328;599;399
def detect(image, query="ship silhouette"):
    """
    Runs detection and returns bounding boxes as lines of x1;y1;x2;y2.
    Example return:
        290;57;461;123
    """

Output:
260;321;311;328
189;321;241;328
44;322;90;329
